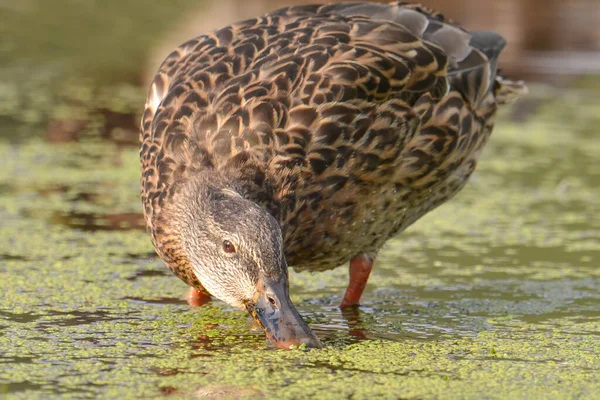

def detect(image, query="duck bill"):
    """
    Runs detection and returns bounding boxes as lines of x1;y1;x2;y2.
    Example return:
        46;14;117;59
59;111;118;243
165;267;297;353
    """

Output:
246;277;322;350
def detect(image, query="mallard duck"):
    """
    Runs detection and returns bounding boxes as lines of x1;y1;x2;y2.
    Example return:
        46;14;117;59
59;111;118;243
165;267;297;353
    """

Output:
139;1;526;349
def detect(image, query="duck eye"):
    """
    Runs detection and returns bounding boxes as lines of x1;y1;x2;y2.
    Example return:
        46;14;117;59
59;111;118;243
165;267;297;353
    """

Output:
222;240;236;253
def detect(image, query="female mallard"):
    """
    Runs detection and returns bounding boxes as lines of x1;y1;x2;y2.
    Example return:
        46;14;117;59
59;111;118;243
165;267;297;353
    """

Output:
140;2;526;349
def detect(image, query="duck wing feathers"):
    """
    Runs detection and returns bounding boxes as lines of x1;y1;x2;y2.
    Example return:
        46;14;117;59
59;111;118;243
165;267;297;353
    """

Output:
140;2;523;272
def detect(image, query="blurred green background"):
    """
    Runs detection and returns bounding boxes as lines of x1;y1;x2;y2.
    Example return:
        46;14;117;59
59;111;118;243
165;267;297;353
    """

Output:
1;0;598;134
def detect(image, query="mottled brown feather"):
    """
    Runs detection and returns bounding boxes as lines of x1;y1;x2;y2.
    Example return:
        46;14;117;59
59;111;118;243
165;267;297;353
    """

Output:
140;2;526;289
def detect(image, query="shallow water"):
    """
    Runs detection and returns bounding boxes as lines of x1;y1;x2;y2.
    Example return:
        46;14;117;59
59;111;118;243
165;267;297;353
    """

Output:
0;86;599;399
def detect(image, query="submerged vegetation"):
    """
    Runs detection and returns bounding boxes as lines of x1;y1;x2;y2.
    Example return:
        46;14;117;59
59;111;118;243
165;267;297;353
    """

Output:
1;86;599;398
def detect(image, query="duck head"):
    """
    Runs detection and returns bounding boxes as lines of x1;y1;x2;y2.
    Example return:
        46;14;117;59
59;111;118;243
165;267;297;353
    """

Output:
165;175;321;350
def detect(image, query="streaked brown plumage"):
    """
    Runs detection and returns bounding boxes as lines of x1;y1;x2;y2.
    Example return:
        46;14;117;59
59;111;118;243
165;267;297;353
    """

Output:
139;2;526;348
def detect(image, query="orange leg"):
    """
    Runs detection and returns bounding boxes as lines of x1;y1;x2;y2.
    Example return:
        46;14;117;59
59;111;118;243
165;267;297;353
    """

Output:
186;287;211;307
340;255;374;308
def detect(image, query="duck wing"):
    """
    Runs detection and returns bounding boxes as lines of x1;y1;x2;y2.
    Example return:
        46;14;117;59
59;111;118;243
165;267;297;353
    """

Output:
140;2;522;267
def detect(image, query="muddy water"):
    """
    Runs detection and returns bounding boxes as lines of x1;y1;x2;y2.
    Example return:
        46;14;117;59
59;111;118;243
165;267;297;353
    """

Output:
0;87;599;399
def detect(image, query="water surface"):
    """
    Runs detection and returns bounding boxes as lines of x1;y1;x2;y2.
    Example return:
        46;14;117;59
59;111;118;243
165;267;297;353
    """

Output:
0;87;599;398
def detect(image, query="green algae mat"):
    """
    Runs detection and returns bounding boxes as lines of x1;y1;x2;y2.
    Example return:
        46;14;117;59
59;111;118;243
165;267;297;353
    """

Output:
1;86;600;399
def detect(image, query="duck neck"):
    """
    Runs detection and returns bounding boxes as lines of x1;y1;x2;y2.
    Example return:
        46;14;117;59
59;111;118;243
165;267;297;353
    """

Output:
178;169;236;205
